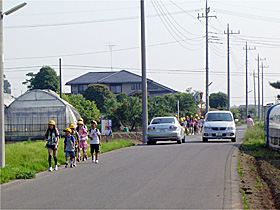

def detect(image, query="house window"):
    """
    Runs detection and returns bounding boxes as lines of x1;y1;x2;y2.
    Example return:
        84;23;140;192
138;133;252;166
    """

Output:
78;85;87;93
131;83;142;90
110;84;122;94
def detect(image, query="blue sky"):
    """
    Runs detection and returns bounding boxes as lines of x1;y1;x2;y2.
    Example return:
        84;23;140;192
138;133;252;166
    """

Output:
3;0;280;106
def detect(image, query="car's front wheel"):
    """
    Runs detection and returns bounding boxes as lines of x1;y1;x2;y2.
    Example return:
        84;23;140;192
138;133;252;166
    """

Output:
203;137;208;142
231;137;236;142
182;135;186;143
177;139;182;144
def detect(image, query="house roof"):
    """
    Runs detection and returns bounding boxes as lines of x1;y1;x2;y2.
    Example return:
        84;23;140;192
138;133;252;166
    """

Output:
66;70;178;93
66;72;118;85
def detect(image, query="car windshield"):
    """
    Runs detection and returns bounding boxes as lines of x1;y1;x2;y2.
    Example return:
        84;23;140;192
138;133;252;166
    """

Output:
206;113;233;122
151;118;175;124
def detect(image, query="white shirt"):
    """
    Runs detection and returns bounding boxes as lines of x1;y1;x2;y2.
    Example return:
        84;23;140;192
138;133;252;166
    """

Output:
88;128;101;144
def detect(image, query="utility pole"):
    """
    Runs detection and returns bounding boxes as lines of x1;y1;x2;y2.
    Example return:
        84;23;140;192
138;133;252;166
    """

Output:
59;58;62;98
198;0;216;113
108;44;115;71
224;24;240;111
0;1;27;168
140;0;148;144
256;54;265;120
253;70;256;116
243;42;255;117
261;62;269;120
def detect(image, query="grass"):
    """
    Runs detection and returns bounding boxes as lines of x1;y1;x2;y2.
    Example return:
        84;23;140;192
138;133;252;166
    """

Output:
0;139;133;184
238;123;265;209
239;122;280;209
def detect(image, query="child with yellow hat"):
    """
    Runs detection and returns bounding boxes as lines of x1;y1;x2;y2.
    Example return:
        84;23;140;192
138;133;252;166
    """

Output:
45;120;59;171
63;128;76;168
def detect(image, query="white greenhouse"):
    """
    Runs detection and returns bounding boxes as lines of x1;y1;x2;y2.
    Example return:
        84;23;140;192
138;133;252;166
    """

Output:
5;89;81;141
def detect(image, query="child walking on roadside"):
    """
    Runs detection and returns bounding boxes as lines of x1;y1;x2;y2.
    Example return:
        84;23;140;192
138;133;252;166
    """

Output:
77;121;88;161
69;123;79;165
45;120;60;172
63;128;76;168
88;120;101;164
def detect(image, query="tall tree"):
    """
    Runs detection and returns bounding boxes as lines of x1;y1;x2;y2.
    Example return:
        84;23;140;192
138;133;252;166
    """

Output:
4;74;11;94
23;66;59;92
62;93;100;124
83;84;113;113
209;92;228;109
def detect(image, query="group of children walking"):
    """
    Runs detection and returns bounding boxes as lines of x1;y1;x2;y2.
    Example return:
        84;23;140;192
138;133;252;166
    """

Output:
45;118;101;172
179;114;204;135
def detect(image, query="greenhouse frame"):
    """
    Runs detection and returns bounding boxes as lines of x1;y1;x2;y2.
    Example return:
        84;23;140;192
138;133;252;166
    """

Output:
5;89;81;141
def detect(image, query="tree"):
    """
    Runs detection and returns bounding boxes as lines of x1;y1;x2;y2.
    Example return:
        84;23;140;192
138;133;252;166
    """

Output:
62;94;100;124
23;66;59;92
110;97;142;131
130;90;151;99
83;84;113;113
209;92;227;109
269;81;280;89
4;74;11;94
175;88;199;117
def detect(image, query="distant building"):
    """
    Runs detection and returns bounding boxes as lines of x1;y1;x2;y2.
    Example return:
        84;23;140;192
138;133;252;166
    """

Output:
65;70;178;97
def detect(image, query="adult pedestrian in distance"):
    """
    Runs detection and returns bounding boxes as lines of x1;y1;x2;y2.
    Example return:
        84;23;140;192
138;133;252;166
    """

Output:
45;120;60;171
88;120;101;164
246;115;255;127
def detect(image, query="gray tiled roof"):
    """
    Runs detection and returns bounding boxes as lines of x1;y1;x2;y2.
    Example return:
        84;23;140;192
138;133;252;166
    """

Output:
65;71;117;85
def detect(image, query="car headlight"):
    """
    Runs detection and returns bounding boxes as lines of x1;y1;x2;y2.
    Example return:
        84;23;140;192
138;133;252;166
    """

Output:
227;127;234;130
204;126;212;131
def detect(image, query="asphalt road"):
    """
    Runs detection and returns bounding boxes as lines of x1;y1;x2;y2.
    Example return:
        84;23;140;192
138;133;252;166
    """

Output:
1;126;246;210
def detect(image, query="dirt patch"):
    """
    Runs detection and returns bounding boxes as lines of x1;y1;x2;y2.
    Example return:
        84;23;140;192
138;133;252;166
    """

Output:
239;151;280;209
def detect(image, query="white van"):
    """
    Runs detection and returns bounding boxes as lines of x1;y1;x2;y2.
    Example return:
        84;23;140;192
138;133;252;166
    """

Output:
202;111;236;142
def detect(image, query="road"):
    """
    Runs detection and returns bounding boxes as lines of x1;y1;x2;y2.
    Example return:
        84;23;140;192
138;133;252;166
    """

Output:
1;127;246;209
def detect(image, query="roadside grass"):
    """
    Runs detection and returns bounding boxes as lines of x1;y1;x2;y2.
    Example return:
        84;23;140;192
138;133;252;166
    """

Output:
0;139;133;184
239;122;280;209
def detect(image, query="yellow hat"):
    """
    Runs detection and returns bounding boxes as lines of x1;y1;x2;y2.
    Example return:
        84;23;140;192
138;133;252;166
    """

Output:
69;123;75;129
90;120;97;125
77;121;84;125
48;120;55;126
195;114;198;117
78;118;84;122
63;128;71;133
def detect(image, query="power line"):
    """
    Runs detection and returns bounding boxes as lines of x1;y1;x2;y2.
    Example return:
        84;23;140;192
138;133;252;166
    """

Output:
151;0;203;51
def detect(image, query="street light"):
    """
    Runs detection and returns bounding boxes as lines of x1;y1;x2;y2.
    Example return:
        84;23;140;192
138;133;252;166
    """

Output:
0;1;27;168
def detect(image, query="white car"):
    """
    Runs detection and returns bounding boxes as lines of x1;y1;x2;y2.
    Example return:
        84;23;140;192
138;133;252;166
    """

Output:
147;117;186;145
202;111;236;142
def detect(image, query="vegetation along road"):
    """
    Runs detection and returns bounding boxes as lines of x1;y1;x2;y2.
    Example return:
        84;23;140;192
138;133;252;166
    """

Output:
1;127;246;209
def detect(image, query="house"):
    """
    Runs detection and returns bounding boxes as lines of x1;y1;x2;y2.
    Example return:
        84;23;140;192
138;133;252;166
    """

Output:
65;70;178;97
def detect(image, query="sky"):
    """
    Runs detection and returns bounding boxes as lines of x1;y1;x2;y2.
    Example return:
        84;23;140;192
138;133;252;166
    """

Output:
3;0;280;107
